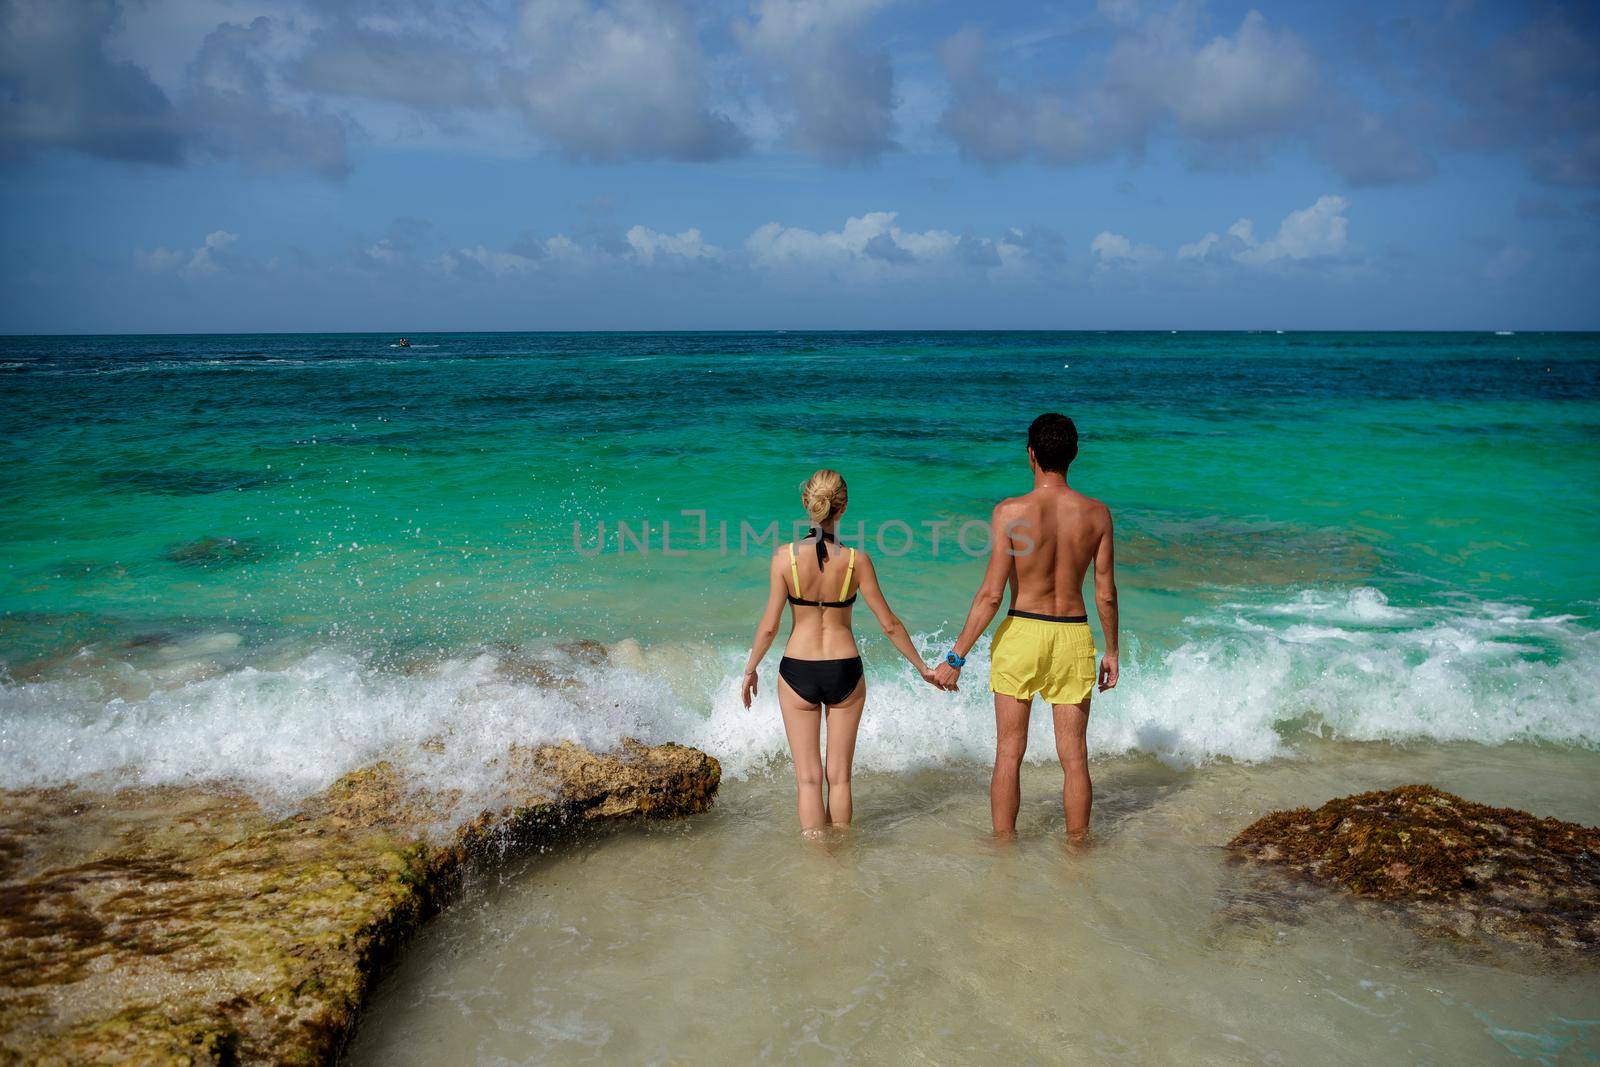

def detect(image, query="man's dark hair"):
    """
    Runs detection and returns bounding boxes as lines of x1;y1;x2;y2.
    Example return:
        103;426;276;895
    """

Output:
1028;413;1078;473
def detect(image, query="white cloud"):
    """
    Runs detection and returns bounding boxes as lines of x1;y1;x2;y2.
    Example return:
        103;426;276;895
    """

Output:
745;211;964;275
442;245;539;277
1090;230;1161;266
539;234;592;264
940;8;1317;166
1176;232;1220;260
137;229;239;277
1234;195;1349;264
134;201;1354;296
1177;218;1254;260
510;0;745;162
625;225;721;262
363;239;406;266
1175;197;1350;268
433;223;713;278
440;225;724;276
1165;10;1316;140
137;247;188;273
736;0;898;163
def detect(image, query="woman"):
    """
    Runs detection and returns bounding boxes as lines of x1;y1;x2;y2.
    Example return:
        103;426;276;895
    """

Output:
740;469;939;831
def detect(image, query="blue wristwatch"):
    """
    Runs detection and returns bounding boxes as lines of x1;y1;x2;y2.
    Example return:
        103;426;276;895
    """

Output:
945;650;966;668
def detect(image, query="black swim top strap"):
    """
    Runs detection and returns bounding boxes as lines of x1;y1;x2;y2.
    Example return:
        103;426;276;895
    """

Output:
808;526;833;570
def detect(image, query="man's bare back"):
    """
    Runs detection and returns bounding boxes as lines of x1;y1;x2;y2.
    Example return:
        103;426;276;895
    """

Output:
997;485;1112;620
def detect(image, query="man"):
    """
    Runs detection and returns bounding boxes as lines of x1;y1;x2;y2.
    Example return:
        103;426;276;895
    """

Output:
933;413;1119;838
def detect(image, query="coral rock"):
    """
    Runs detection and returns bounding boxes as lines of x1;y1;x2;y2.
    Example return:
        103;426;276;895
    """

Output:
1229;784;1600;957
0;740;720;1064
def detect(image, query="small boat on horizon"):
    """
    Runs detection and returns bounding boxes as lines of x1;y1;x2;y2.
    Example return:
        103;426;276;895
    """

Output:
395;338;411;348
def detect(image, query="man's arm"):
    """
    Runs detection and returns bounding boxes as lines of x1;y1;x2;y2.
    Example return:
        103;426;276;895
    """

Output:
1094;508;1119;692
932;503;1014;690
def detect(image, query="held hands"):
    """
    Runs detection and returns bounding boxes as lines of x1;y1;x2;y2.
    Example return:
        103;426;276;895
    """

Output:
740;669;758;709
931;661;961;691
1098;653;1119;692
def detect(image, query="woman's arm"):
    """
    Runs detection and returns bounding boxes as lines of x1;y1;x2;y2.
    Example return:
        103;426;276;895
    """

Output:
854;552;939;684
741;553;789;708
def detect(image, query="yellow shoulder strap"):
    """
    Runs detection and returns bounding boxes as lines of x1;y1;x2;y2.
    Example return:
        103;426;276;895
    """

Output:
839;548;857;599
788;543;800;597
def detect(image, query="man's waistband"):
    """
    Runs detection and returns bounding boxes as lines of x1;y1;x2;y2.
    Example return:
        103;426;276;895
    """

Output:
1006;608;1089;624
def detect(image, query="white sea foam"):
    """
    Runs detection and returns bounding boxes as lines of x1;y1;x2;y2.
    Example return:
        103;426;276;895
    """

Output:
1249;586;1410;623
0;647;690;809
1;587;1595;804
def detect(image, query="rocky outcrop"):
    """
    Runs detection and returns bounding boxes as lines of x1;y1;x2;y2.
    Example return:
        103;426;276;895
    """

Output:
0;740;720;1065
1229;784;1600;957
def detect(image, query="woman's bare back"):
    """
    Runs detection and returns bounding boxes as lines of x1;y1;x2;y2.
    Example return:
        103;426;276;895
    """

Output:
780;537;861;659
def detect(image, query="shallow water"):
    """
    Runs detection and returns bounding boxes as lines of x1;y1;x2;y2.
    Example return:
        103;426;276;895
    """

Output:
3;332;1598;799
347;742;1600;1065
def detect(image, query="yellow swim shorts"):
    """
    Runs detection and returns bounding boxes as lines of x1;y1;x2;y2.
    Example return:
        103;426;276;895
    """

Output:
989;611;1098;705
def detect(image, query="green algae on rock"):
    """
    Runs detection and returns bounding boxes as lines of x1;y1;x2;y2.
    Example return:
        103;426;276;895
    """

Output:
1228;784;1600;957
0;740;720;1065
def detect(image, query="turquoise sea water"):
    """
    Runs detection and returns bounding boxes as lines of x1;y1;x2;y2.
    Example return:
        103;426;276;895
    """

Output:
1;331;1597;797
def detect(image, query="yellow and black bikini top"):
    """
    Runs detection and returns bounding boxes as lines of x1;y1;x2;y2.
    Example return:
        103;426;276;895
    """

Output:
787;529;856;607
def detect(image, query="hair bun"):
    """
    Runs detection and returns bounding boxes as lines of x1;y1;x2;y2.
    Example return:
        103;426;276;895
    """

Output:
800;469;848;524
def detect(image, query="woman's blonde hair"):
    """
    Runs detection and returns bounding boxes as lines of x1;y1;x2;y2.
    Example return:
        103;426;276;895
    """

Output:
800;469;848;524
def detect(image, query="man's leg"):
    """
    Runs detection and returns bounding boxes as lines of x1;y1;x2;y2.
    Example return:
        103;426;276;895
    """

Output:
991;692;1032;836
1052;699;1092;840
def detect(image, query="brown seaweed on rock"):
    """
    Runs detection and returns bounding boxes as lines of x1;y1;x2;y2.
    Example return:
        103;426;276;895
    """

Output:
0;740;720;1065
1228;784;1600;958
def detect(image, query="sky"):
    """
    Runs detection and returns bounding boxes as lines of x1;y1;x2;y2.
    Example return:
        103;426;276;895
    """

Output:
1;0;1597;333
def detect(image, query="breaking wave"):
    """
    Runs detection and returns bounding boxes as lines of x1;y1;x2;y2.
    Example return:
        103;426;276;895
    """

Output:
2;588;1595;805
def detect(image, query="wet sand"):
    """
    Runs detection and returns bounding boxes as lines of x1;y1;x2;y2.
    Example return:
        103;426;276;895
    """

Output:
348;740;1600;1064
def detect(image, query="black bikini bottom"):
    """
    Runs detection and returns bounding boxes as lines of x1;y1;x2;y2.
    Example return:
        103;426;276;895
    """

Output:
778;656;864;706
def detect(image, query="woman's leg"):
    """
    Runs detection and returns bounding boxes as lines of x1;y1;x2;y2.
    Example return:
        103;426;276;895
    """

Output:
822;677;866;826
777;676;826;831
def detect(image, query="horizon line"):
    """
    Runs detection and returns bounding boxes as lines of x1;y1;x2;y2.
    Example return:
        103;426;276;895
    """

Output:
4;328;1594;340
